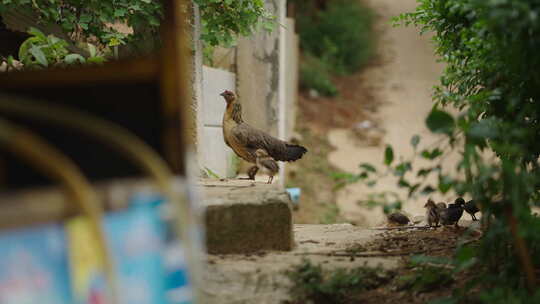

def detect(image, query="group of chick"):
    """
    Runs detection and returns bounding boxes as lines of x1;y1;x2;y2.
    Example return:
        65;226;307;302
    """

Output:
424;197;479;229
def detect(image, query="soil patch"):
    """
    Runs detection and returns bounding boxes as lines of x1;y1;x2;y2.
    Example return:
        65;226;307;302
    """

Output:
287;227;482;304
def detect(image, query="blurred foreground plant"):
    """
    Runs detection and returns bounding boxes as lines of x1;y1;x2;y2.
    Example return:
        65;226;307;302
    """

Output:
17;28;105;69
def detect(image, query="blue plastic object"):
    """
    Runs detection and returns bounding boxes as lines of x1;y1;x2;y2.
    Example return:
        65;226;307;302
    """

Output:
286;188;301;206
0;225;72;304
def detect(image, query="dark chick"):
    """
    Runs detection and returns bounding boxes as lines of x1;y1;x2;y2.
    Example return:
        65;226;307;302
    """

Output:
424;199;440;228
255;149;279;184
387;212;410;225
440;198;465;228
464;200;480;221
436;202;447;209
220;90;307;180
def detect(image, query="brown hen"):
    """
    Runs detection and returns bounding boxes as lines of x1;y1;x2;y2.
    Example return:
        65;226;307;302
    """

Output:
220;90;307;180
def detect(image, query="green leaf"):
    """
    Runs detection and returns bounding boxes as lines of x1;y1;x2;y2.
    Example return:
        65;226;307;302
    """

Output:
398;178;411;188
420;185;435;195
87;43;97;57
366;180;377;187
394;162;412;177
438;175;453;194
27;27;46;40
359;163;377;173
384;145;394;165
204;167;221;179
114;8;126;17
408;183;420;198
421;148;443;160
29;46;48;66
64;54;85;64
87;56;106;64
417;168;433;177
426;109;455;135
468;119;498;139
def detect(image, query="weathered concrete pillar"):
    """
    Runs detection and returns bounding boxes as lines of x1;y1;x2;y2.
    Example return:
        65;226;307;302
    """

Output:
236;0;283;137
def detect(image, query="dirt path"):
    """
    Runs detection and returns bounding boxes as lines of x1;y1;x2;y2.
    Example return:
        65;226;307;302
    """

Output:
328;0;462;227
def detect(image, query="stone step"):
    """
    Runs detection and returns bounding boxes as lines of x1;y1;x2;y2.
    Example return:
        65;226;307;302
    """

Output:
198;178;294;254
201;224;398;304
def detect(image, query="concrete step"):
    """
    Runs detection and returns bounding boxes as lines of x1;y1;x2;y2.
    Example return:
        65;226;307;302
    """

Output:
198;178;294;254
201;224;398;304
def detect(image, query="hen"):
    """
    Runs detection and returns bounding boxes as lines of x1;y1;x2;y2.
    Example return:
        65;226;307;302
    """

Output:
220;90;307;180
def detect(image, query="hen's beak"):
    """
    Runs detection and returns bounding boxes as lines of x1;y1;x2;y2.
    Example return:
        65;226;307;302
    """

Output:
219;92;226;97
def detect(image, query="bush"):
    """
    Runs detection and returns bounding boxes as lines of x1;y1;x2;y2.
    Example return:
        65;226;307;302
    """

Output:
337;0;540;302
286;259;393;304
299;54;338;97
15;28;105;70
297;0;375;75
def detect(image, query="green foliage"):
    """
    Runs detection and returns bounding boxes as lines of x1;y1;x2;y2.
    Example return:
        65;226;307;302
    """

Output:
297;0;374;75
0;0;162;48
286;259;393;304
296;0;375;96
399;265;454;293
299;54;337;97
17;27;105;69
0;0;274;58
425;109;455;135
194;0;275;47
334;0;540;302
204;167;221;179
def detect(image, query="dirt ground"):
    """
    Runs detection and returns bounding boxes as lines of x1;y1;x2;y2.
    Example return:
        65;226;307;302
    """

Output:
344;226;482;304
282;223;482;304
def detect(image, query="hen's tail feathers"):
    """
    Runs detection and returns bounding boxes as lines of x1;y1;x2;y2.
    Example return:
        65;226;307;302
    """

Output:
284;144;308;162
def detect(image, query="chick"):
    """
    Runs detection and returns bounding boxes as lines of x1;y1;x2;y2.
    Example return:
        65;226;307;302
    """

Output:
440;198;465;228
255;149;279;184
464;200;480;221
387;212;410;225
424;199;440;228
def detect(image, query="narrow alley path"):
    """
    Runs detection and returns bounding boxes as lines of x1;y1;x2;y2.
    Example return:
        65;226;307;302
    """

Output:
327;0;461;226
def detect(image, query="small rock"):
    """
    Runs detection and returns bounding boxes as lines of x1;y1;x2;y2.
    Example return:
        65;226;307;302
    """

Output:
412;215;425;224
355;120;374;130
308;89;320;99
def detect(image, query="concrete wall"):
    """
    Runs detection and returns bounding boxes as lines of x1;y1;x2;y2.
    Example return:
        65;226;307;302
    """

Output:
284;17;299;141
236;0;283;137
199;66;236;178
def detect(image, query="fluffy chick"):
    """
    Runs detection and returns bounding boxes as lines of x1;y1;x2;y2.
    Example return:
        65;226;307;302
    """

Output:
424;199;440;228
255;149;279;184
440;198;465;228
464;200;480;221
